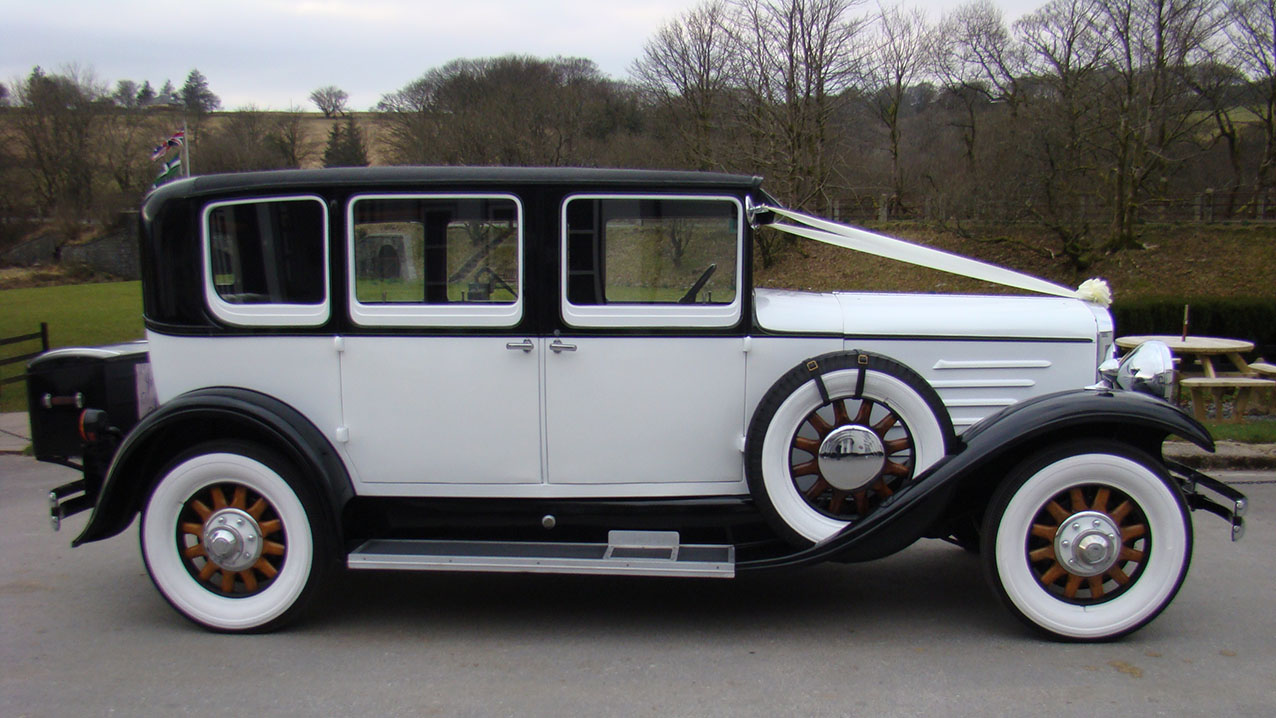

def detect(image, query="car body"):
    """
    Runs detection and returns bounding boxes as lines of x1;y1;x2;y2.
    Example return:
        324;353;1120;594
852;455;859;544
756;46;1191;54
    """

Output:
27;167;1245;639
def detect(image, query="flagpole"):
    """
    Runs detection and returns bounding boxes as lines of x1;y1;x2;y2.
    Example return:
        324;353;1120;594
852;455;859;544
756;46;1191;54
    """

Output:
182;116;191;176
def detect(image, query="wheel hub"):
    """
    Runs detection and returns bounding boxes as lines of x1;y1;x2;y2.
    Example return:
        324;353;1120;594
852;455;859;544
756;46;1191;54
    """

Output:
817;424;885;491
1053;510;1122;577
201;507;265;573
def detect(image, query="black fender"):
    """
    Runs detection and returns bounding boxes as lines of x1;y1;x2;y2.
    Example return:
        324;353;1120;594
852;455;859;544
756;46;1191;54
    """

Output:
72;387;354;547
739;388;1213;571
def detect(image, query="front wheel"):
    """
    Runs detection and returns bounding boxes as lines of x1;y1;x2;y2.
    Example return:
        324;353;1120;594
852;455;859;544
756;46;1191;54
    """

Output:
140;442;332;632
982;440;1192;641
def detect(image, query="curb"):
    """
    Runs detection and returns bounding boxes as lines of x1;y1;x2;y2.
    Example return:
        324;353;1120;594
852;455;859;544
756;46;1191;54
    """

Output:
1164;441;1276;471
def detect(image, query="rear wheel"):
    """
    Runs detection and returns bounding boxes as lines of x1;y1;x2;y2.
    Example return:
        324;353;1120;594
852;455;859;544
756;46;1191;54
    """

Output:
140;442;331;632
982;440;1192;641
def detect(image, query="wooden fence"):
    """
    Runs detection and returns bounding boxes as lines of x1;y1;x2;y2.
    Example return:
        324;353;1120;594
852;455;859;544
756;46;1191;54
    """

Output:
0;322;49;388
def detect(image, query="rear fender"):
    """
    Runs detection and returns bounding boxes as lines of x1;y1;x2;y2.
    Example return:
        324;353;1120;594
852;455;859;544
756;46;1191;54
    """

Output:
72;387;353;547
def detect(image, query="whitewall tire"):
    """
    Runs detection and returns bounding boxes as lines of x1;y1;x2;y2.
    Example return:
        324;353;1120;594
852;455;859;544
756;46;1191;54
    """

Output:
982;441;1192;641
140;442;330;632
747;353;953;545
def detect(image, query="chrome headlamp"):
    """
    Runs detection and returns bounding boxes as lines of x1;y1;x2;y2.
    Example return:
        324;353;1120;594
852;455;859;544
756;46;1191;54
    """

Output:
1097;340;1175;401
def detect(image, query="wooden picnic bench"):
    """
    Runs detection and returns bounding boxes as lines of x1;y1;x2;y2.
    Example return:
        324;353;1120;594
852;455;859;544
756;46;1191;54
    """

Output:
1179;376;1276;423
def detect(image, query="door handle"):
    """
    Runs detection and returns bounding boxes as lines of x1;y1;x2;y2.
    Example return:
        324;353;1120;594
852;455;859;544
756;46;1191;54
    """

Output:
549;339;577;353
505;338;534;352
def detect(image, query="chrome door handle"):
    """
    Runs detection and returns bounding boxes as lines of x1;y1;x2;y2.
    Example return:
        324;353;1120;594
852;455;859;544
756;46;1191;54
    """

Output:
505;339;534;352
549;339;577;353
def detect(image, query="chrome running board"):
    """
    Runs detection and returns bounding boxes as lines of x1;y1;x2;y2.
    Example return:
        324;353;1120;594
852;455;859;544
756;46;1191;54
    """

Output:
347;530;734;578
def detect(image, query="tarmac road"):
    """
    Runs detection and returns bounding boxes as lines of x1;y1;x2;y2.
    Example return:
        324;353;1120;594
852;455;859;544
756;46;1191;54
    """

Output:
1;455;1273;718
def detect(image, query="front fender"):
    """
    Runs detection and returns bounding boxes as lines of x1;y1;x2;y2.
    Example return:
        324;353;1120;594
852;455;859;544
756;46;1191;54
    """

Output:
72;387;353;547
740;389;1212;571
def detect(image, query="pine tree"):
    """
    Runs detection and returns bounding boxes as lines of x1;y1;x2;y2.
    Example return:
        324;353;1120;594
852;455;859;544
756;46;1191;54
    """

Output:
180;69;220;114
158;79;179;106
136;80;156;106
323;117;369;167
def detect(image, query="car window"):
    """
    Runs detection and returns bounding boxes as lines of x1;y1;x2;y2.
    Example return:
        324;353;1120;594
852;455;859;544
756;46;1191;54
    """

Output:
202;195;329;326
566;197;738;305
561;196;742;328
347;194;523;327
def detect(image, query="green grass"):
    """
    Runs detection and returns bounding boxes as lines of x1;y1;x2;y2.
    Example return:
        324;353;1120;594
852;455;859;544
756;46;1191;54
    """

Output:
1201;419;1276;444
1;281;144;411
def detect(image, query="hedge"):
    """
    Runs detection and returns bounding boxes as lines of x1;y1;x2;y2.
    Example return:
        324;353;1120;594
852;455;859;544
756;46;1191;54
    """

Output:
1112;297;1276;360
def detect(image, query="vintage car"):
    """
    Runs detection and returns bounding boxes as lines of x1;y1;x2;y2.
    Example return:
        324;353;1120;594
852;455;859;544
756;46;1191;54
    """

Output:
26;167;1245;640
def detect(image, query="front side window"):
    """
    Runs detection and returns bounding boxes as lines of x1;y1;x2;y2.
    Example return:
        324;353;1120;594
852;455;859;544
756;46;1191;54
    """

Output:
348;195;522;327
203;196;329;326
563;195;742;327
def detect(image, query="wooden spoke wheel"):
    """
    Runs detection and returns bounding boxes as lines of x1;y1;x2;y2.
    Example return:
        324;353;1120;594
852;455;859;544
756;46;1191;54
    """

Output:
788;396;915;519
747;352;953;546
141;442;330;633
984;440;1192;641
1025;484;1149;605
176;482;287;598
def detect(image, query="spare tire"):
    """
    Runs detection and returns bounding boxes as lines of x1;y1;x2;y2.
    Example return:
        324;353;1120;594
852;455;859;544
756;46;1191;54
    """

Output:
746;351;955;546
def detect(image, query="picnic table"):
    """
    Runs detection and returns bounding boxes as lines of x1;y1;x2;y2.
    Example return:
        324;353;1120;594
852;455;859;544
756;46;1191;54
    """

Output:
1115;335;1272;422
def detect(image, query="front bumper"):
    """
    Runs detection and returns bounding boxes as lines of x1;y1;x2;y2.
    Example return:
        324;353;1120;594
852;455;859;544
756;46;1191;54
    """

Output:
1168;461;1248;541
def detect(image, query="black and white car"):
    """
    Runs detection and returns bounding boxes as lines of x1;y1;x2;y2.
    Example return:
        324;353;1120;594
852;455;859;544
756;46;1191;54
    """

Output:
27;167;1246;639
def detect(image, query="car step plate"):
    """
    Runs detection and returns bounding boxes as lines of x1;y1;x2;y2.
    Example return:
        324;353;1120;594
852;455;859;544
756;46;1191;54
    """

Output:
347;530;734;578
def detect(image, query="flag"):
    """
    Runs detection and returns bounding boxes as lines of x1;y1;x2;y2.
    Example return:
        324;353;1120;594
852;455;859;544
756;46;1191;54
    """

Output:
149;130;186;161
152;156;182;188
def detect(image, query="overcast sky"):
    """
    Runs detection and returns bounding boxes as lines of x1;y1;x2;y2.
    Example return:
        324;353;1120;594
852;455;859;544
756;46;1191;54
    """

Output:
3;0;1045;111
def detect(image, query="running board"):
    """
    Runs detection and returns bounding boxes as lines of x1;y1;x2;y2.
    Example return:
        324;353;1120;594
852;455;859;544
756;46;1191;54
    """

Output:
347;530;735;578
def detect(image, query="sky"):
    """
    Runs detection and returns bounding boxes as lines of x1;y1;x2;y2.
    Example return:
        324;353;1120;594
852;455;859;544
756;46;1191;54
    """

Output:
2;0;1045;111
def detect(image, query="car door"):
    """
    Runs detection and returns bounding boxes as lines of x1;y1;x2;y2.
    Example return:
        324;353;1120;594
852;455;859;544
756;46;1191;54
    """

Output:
338;194;542;486
543;195;747;489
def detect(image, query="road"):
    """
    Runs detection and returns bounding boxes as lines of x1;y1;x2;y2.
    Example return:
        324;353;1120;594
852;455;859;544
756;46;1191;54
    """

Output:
2;455;1273;717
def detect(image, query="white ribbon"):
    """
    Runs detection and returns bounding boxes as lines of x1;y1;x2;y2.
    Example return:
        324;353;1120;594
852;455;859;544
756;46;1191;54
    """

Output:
761;206;1109;305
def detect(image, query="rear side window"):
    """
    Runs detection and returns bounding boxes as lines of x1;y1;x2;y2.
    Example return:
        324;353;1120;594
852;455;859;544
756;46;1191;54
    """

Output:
203;196;329;326
347;194;523;327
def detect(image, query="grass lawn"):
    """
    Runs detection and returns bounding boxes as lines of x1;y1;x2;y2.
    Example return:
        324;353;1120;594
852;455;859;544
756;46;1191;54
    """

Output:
1202;419;1276;444
1;281;144;411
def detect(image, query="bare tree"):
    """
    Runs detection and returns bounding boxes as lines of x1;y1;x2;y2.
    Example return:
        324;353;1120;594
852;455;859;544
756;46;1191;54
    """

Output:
112;80;140;108
270;106;320;168
10;66;106;221
1093;0;1221;250
199;106;313;172
631;1;733;170
727;0;867;203
378;55;633;167
1014;0;1108;268
309;85;349;118
864;2;932;214
933;1;1022;168
1227;0;1276;199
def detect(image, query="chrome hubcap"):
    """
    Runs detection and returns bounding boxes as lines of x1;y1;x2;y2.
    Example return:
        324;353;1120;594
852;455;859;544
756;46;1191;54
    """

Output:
817;424;886;491
1053;510;1122;577
201;507;265;572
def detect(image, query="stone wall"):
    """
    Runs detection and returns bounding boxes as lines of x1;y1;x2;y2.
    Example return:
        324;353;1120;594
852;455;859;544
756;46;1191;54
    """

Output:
0;213;141;279
0;233;58;266
61;214;140;279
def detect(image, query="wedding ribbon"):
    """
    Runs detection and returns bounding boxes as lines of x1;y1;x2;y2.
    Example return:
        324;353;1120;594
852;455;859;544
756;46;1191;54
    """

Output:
757;205;1111;306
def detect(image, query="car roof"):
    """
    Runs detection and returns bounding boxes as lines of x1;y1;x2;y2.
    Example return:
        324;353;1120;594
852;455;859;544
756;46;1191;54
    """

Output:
146;166;765;205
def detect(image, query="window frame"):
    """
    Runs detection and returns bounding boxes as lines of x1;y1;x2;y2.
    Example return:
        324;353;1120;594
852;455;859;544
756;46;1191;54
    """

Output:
560;193;744;329
201;194;331;328
346;193;526;328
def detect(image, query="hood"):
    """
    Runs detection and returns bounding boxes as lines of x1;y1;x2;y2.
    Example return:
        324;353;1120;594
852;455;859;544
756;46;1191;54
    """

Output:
754;288;1103;341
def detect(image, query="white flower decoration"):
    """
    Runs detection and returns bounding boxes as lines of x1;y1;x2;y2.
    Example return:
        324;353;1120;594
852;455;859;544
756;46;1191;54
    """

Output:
1075;278;1113;307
